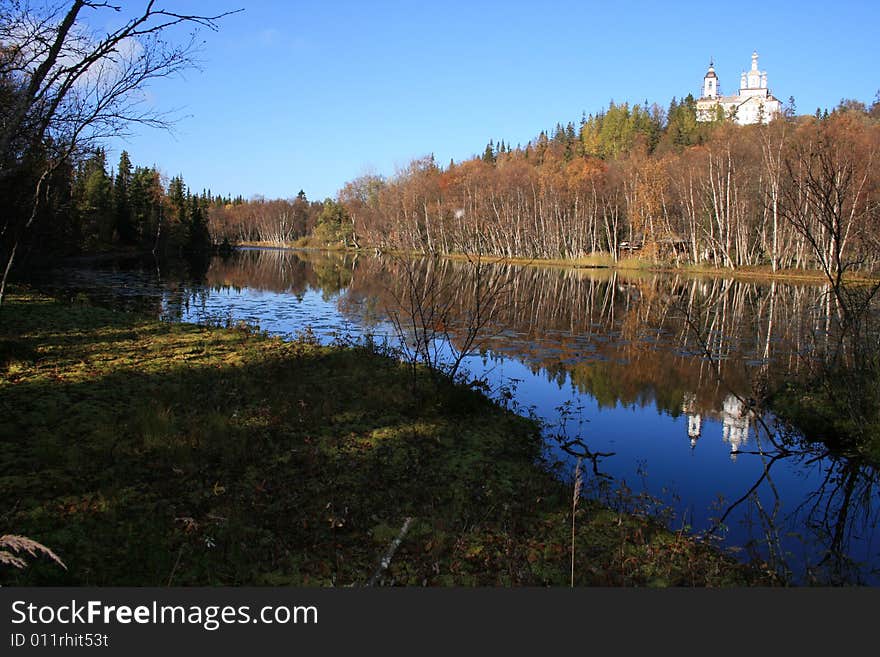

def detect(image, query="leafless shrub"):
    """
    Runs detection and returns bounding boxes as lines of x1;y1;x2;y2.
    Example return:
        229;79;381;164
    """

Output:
386;254;514;384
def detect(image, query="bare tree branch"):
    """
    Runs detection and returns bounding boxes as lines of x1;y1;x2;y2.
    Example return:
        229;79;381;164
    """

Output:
0;1;240;304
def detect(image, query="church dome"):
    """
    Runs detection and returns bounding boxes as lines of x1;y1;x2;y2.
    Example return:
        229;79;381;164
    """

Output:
704;59;718;78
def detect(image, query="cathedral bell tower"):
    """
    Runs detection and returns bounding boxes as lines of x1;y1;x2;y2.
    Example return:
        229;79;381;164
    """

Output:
702;59;718;99
742;50;765;93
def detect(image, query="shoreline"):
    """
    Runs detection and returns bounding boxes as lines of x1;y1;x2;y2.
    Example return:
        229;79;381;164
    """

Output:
0;288;771;586
235;242;874;285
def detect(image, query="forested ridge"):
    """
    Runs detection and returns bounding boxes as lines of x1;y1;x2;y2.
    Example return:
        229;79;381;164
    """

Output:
5;62;880;275
1;2;878;278
21;148;217;258
321;96;880;271
207;94;880;274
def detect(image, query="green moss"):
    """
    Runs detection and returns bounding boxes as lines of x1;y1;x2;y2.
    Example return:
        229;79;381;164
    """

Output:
0;287;770;586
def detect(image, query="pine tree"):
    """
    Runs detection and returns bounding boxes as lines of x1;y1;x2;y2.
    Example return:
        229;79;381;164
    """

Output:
129;166;161;247
482;140;496;164
167;175;187;223
113;150;135;243
75;149;113;246
314;198;351;245
553;122;566;143
186;192;211;254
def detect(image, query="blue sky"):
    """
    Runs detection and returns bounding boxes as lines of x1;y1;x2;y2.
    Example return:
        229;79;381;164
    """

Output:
100;0;879;201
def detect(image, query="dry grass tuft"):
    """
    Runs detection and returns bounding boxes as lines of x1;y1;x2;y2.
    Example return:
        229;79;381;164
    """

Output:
571;457;583;587
0;534;66;570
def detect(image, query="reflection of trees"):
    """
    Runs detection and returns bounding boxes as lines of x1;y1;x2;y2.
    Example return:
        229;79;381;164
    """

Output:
802;456;880;584
338;253;879;582
383;255;516;382
341;255;827;419
46;249;880;582
706;418;880;584
204;248;355;299
673;263;880;583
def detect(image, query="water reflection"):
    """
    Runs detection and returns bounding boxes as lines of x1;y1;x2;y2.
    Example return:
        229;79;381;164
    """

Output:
37;247;880;584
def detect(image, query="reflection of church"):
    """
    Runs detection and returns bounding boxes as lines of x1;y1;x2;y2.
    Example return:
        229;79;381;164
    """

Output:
682;393;702;449
682;392;752;458
722;394;750;459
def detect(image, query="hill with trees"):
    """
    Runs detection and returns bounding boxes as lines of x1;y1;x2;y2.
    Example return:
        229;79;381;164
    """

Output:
316;95;880;273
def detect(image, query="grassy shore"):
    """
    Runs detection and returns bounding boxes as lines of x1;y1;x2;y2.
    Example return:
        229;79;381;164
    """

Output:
0;290;772;586
236;241;877;285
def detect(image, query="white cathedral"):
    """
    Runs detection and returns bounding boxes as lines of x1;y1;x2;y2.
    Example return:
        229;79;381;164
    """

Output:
696;51;782;125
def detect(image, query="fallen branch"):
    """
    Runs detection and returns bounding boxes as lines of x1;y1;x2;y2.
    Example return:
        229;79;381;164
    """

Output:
366;517;413;587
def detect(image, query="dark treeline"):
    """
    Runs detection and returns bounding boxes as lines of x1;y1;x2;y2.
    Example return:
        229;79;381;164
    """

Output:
0;1;236;301
3;142;227;268
316;96;880;272
62;148;221;256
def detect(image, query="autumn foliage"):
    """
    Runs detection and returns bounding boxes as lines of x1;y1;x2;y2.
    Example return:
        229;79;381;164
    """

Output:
325;101;880;272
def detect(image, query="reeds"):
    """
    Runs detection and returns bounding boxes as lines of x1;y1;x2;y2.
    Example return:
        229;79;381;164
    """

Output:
571;457;583;587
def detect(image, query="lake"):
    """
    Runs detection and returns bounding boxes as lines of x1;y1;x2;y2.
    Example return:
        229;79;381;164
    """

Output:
35;247;880;584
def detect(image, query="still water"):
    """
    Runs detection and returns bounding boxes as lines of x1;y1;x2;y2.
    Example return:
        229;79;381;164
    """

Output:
38;248;880;584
